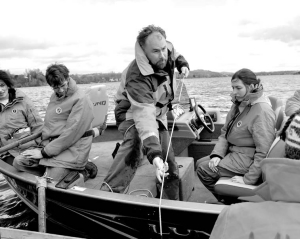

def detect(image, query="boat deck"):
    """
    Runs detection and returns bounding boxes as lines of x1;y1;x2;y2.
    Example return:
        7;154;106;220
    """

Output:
85;141;217;203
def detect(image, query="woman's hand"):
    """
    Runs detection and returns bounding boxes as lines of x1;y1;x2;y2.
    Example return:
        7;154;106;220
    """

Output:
231;176;245;184
21;149;43;159
208;157;220;173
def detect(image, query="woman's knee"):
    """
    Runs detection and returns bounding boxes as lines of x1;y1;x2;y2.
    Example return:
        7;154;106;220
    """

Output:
196;156;210;168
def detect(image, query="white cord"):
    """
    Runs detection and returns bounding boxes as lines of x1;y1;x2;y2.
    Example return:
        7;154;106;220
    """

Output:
158;76;186;237
128;189;154;198
100;181;114;193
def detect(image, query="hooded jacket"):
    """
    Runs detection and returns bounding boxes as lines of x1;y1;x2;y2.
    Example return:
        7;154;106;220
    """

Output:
211;88;276;184
114;41;189;163
210;157;300;239
285;90;300;116
39;78;94;170
0;89;43;156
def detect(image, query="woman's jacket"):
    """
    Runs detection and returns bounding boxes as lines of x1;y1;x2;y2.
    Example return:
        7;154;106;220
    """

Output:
210;88;276;184
0;89;43;156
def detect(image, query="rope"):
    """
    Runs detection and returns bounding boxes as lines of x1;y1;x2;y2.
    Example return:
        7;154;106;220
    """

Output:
158;76;186;237
100;181;114;193
128;189;154;198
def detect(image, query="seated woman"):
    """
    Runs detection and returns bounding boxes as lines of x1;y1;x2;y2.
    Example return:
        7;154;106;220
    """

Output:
196;68;276;194
13;64;96;182
0;70;43;165
209;110;300;239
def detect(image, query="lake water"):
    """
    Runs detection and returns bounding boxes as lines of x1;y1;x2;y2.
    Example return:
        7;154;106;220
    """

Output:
1;75;299;234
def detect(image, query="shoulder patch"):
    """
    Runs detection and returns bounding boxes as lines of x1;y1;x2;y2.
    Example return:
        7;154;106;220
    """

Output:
56;107;62;114
237;121;242;127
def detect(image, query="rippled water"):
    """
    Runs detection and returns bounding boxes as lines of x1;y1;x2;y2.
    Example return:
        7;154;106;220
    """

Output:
1;75;299;232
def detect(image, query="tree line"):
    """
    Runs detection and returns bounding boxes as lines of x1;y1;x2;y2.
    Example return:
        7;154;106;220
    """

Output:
5;69;122;87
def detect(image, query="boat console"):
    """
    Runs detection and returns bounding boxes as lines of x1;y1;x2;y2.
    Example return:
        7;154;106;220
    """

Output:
168;97;223;156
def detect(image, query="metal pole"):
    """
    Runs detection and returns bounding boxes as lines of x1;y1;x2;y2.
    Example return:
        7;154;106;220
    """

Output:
36;176;47;233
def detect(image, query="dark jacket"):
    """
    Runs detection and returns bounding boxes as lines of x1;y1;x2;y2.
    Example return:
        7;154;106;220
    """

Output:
114;41;189;163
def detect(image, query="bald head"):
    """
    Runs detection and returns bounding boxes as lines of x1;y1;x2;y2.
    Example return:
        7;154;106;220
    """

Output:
137;25;167;47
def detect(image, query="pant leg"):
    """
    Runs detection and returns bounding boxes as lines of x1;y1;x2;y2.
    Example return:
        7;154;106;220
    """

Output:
101;122;142;193
158;129;179;200
197;157;240;193
2;155;15;166
195;156;210;168
13;154;45;176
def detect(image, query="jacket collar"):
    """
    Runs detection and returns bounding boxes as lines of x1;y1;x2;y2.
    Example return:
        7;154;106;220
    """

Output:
0;89;24;112
54;77;78;100
135;41;154;76
231;86;271;111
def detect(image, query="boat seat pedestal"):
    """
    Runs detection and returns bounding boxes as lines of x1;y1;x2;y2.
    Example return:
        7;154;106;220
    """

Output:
127;157;194;201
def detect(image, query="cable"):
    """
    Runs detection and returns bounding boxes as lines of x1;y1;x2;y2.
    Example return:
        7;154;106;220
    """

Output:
128;189;154;198
100;181;114;193
158;76;186;237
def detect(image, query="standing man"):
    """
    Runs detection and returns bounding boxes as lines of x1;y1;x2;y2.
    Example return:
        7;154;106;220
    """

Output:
13;63;96;182
101;25;189;200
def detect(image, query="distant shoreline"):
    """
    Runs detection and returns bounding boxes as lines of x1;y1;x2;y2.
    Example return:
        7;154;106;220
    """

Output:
10;69;300;88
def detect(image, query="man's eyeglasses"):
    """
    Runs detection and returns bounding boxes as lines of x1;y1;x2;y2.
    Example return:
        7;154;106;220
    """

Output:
51;81;68;91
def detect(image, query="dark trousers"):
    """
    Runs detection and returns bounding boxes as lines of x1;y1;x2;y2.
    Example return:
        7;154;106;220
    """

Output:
102;120;179;200
196;156;242;193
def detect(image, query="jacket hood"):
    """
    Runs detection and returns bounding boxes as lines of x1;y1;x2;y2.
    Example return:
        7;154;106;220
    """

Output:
255;157;300;202
135;41;174;76
135;41;154;76
14;88;26;98
231;87;271;113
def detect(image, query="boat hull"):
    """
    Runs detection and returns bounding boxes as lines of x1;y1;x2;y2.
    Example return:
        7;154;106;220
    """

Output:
2;159;224;239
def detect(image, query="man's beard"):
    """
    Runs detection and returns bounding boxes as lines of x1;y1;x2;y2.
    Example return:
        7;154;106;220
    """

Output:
153;59;167;70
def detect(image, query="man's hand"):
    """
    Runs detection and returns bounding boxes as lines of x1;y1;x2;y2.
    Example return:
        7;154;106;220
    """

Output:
21;149;43;159
153;157;169;183
231;176;245;184
181;66;189;78
208;157;220;173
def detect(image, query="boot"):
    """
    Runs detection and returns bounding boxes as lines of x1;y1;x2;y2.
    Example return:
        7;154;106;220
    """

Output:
85;161;98;179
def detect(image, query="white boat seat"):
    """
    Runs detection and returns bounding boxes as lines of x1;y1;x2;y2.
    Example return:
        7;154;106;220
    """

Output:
214;137;286;199
85;85;109;132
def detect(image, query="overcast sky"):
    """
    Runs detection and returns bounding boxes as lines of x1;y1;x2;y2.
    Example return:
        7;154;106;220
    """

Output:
1;0;300;74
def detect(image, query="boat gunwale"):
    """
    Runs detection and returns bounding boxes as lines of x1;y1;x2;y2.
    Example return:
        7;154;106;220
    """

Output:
0;159;225;215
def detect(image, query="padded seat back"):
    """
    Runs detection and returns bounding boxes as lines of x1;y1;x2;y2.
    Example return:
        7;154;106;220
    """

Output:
268;96;284;131
85;85;109;128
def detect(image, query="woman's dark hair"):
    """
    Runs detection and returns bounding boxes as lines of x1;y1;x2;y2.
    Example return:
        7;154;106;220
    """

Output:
0;70;14;88
137;25;166;47
231;68;260;86
45;63;69;87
